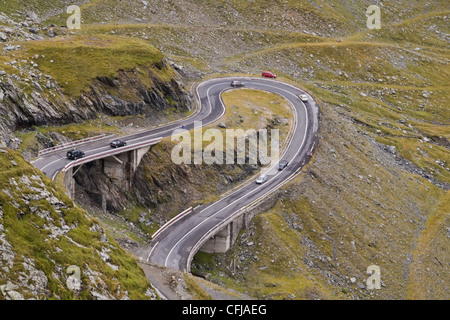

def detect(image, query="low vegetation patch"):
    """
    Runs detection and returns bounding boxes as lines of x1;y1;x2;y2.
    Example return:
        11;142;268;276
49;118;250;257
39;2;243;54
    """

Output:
22;35;167;97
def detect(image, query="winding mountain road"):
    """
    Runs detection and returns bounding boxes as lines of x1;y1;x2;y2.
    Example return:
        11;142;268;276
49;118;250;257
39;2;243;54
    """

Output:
32;77;320;272
145;77;320;271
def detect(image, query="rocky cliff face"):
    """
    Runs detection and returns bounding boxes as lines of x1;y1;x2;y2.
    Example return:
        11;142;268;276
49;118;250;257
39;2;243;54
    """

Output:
0;64;192;148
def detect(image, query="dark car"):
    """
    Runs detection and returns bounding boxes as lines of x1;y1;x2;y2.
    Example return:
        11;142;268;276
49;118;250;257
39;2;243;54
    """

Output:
231;80;245;87
66;149;85;160
278;160;289;170
110;140;127;148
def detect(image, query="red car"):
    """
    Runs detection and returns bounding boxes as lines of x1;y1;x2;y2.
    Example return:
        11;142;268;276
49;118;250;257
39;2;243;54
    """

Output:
262;71;277;78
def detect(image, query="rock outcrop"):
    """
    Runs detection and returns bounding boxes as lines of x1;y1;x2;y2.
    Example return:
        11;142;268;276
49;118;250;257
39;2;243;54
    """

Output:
0;65;192;148
0;149;156;300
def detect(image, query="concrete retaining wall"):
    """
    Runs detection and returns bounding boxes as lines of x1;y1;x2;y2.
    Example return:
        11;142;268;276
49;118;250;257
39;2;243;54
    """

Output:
199;190;280;253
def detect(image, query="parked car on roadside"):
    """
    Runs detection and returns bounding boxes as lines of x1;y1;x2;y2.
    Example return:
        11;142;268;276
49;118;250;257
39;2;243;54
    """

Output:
262;71;277;78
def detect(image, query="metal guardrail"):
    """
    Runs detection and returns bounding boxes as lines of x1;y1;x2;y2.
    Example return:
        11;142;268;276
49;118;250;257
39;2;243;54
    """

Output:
187;205;246;272
186;135;320;272
62;137;162;173
38;133;116;156
151;207;193;240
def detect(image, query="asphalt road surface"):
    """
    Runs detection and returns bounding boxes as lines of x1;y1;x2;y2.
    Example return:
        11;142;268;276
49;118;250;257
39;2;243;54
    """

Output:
144;77;320;271
32;76;320;272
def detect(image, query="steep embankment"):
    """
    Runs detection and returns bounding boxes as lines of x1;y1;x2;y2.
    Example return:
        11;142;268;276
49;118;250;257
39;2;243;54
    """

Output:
0;148;156;299
191;8;449;300
193;103;448;300
1;0;448;300
0;7;192;300
0;25;192;152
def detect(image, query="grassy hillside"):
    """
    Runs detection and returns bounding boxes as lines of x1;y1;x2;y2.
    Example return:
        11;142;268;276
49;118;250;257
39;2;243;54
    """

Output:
22;34;168;97
193;105;448;299
74;88;292;240
0;148;155;299
0;0;448;300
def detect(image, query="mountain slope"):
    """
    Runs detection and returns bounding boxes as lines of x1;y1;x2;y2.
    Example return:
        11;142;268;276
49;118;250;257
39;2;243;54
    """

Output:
0;0;448;300
0;147;156;299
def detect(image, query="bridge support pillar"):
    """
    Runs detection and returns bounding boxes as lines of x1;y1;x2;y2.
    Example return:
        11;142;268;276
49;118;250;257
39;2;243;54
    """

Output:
200;214;246;253
131;146;151;172
198;191;278;254
102;146;151;191
64;167;75;200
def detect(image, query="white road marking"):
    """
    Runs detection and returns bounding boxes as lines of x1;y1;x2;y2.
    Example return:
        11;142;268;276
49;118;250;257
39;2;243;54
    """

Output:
147;241;159;262
163;79;309;268
35;76;313;271
51;170;60;181
40;156;67;172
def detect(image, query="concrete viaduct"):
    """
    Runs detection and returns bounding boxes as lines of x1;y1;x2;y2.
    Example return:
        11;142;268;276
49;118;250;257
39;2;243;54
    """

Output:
61;138;161;199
